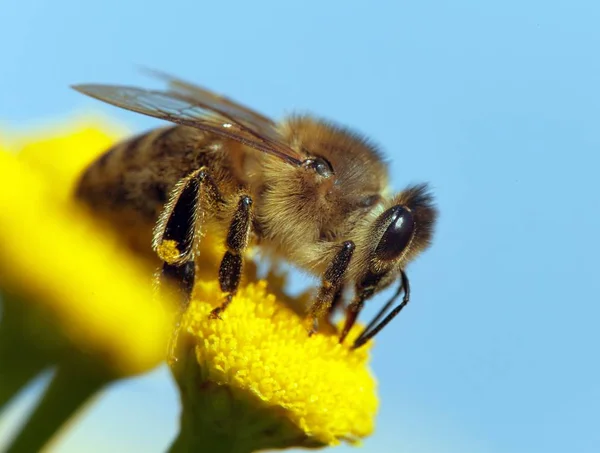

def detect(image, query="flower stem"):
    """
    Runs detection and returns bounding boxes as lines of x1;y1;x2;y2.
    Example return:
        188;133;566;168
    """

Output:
0;341;49;411
4;363;109;453
168;343;255;453
0;294;54;411
168;422;254;453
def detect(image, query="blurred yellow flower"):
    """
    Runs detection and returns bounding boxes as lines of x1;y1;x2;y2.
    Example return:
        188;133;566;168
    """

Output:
0;119;169;376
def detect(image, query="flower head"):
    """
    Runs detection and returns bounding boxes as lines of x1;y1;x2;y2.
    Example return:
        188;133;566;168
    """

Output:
173;278;378;450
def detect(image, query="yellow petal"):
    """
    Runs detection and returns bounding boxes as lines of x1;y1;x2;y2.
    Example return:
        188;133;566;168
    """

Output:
15;116;126;201
0;126;169;375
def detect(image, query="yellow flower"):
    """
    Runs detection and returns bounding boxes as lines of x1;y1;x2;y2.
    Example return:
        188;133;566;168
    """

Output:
0;118;170;376
172;280;378;450
7;116;126;201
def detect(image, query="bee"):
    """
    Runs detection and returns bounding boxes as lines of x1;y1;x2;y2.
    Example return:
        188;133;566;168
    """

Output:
72;72;437;349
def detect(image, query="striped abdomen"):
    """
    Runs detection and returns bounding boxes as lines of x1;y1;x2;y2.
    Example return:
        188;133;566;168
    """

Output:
76;125;232;256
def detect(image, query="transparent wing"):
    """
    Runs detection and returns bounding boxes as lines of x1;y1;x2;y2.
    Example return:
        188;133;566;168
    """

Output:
145;71;298;161
72;83;303;165
144;69;276;130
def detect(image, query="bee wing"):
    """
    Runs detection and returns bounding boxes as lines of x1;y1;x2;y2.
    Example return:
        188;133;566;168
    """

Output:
72;84;304;166
144;69;277;131
144;71;298;160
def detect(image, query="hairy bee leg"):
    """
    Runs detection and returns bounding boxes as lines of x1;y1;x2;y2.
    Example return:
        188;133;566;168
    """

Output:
161;261;196;308
339;295;366;344
353;270;411;349
154;167;222;304
154;166;221;267
354;271;406;344
209;195;253;319
307;241;355;336
152;167;223;362
325;285;345;326
161;261;196;363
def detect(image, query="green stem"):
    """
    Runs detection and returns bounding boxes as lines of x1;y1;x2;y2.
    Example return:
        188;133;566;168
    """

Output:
168;421;253;453
0;294;54;411
5;364;109;453
0;341;49;412
167;344;254;453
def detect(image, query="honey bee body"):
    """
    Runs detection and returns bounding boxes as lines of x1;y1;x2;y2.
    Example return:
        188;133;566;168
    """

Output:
79;118;390;277
74;73;437;348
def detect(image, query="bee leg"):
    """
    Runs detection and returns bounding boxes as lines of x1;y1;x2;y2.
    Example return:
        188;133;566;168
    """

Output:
160;260;196;364
339;293;367;345
209;195;253;319
153;167;222;305
152;167;222;362
325;285;345;327
307;241;355;336
160;261;196;308
352;270;410;349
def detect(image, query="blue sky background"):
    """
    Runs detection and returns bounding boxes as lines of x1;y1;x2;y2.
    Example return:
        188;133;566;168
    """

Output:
1;0;600;452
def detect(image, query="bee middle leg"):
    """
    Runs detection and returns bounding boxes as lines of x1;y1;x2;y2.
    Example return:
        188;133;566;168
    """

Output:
209;194;253;319
307;241;355;335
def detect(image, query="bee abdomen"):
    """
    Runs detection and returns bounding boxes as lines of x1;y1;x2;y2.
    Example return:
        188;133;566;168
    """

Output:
78;129;158;209
76;126;208;218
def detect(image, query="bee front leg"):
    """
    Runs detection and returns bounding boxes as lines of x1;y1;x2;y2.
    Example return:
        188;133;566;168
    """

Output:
209;194;253;319
339;270;410;349
307;241;355;336
352;270;410;349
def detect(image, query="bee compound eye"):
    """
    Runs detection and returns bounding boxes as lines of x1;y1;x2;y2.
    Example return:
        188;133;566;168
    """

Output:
314;159;333;177
303;157;334;178
375;206;415;261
